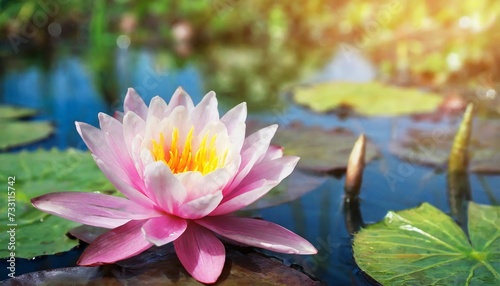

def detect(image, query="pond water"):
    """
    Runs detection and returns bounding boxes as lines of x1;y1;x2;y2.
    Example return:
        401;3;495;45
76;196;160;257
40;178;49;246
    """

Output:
1;47;499;285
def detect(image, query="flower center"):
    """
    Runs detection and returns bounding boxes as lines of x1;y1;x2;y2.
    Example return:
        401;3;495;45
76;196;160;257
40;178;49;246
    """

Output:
151;127;227;175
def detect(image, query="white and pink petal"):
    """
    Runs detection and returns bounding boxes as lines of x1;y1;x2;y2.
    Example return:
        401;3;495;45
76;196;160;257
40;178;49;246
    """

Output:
31;192;160;228
176;191;223;219
224;125;278;194
99;113;144;189
147;96;169;121
220;102;247;137
213;156;298;215
124;88;148;120
76;122;118;166
143;162;187;213
197;216;317;254
122;111;146;151
209;179;269;216
262;144;284;161
167;87;194;113
93;157;155;208
218;103;247;152
190;91;219;131
142;215;187;246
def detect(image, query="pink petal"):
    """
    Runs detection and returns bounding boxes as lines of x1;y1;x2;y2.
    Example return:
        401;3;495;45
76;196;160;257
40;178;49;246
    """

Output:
213;156;299;215
220;103;246;151
124;88;148;120
75;122;118;167
99;113;144;191
210;180;268;216
122;111;146;151
147;96;169;120
155;105;192;142
177;191;223;219
197;216;317;254
143;162;187;213
77;121;148;200
190;91;219;131
94;157;155;209
224;125;278;194
262;144;284;161
227;122;246;153
78;220;153;265
235;155;299;194
167;87;194;113
31;192;159;228
220;102;247;136
142;215;187;246
174;223;225;284
176;158;238;201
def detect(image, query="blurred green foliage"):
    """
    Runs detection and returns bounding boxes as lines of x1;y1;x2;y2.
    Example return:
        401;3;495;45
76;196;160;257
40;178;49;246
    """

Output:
1;0;499;107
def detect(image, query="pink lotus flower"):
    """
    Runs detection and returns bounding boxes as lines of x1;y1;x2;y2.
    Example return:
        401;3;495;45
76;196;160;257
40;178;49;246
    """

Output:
32;88;317;283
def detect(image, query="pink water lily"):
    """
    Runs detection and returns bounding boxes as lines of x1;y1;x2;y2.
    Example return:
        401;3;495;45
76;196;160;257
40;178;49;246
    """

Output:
32;88;317;283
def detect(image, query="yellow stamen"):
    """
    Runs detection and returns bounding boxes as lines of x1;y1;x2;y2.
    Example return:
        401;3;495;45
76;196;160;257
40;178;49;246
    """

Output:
151;127;227;175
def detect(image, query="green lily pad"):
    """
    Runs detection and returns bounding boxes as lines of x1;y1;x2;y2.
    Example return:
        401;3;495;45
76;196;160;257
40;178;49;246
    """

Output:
0;105;54;150
273;124;379;172
0;149;116;258
0;121;54;150
292;82;443;116
353;202;500;285
0;105;37;119
391;119;500;173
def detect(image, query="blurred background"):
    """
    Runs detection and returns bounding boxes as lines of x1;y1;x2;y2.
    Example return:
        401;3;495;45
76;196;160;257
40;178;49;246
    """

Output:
1;0;499;285
1;0;500;114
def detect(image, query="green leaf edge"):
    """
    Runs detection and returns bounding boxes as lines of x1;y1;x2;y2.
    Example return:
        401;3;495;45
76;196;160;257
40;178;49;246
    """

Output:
353;202;500;285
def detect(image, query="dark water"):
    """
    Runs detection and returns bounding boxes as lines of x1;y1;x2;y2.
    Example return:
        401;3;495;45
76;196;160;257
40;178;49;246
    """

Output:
1;49;498;285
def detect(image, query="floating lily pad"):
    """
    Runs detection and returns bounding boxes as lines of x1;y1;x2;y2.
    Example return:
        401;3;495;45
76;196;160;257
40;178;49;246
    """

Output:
0;105;37;119
0;121;53;150
391;119;500;173
3;244;321;285
293;82;443;116
0;105;53;150
272;124;379;172
353;202;500;285
0;149;116;258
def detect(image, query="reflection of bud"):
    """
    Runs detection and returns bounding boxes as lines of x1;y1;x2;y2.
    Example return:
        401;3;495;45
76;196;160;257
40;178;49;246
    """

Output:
344;134;366;199
447;170;471;226
343;197;364;234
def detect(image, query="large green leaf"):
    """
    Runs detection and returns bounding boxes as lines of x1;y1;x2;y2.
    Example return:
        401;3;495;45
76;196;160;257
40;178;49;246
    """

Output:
0;105;53;150
0;149;116;258
353;202;500;285
292;82;443;116
272;124;379;172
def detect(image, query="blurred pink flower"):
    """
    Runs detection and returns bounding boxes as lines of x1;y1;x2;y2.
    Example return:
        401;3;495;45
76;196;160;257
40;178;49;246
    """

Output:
32;88;317;283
